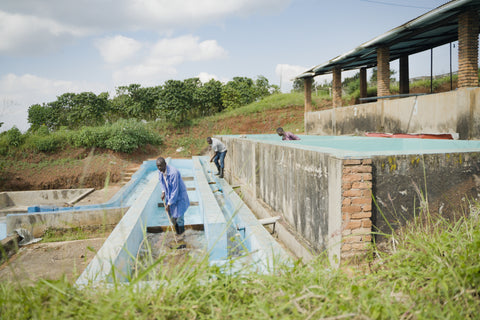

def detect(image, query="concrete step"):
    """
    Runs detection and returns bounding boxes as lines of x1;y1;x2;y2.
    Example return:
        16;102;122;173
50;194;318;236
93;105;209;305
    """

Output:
119;166;141;185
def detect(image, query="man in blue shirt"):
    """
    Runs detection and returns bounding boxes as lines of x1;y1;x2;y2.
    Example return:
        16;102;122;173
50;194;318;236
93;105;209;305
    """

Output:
156;157;190;236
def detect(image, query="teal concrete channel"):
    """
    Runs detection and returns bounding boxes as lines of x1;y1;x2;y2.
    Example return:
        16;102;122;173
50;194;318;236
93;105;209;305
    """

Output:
75;156;290;285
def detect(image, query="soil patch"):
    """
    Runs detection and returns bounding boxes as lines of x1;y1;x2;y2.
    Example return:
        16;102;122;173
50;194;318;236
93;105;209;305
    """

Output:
0;238;107;285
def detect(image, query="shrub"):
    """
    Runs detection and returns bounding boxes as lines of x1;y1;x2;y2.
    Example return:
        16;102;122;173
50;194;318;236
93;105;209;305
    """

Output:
0;137;8;155
72;126;109;149
68;119;162;153
104;119;162;153
5;127;24;147
31;135;64;152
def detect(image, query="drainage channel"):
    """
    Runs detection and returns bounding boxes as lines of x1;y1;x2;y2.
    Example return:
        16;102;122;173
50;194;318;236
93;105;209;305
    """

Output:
76;156;290;285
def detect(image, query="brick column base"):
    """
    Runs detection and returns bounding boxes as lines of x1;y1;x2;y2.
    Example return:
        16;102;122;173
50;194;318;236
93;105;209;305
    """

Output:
341;159;373;262
458;10;479;88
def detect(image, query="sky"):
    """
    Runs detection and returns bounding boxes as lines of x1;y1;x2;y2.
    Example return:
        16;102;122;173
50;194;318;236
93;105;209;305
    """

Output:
0;0;464;132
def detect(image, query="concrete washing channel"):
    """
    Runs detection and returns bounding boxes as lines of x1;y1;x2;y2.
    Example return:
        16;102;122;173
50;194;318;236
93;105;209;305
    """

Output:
1;157;290;284
2;156;289;285
74;157;290;284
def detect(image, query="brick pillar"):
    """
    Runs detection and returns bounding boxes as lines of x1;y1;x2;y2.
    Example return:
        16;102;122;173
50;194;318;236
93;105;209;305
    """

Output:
399;55;409;94
458;10;479;88
359;67;367;102
304;77;313;113
341;159;373;262
377;46;390;97
332;67;342;108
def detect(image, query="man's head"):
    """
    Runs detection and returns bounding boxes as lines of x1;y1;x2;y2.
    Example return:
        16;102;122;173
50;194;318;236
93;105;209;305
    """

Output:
276;127;285;136
207;137;212;145
156;157;166;173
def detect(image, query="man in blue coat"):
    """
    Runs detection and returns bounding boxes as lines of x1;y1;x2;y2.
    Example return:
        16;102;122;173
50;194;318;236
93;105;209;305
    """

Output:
156;157;190;236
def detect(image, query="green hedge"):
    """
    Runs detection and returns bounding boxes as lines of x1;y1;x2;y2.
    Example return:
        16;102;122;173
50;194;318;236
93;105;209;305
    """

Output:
0;120;163;154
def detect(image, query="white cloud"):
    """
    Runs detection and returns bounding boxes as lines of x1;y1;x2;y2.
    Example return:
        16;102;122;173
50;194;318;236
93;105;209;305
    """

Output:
113;35;227;86
150;35;227;62
197;72;218;83
0;1;291;46
126;0;290;28
95;35;142;64
275;64;308;91
0;10;88;55
0;73;109;132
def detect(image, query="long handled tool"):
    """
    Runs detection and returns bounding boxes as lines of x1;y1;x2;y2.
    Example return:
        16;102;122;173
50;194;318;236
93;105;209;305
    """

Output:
164;204;178;245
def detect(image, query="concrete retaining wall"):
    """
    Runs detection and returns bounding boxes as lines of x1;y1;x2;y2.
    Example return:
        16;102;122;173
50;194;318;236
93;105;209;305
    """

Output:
0;188;94;215
220;135;480;265
371;152;480;238
222;136;343;265
306;88;480;139
6;207;126;238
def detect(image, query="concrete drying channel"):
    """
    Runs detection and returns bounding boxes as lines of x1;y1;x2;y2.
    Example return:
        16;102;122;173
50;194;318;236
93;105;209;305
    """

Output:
1;156;292;285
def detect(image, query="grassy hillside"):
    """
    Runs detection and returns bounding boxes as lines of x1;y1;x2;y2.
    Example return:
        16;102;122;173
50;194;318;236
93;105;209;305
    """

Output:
0;93;309;191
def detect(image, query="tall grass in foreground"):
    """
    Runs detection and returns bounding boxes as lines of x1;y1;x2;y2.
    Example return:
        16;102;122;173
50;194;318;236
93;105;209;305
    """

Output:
1;213;479;319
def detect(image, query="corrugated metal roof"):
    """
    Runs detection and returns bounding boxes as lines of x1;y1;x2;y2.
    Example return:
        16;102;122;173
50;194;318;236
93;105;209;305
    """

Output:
297;0;480;79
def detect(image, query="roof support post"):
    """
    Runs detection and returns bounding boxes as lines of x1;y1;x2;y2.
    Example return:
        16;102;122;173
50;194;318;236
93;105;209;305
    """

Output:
332;66;342;108
458;9;479;88
359;67;367;103
304;77;313;113
399;55;409;94
377;46;390;97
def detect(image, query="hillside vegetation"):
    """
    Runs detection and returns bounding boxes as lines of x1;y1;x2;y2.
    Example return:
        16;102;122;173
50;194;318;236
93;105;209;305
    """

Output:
0;92;308;191
1;78;480;318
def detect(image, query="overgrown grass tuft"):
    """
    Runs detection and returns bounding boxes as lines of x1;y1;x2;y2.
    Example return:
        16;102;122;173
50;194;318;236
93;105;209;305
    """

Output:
2;211;479;319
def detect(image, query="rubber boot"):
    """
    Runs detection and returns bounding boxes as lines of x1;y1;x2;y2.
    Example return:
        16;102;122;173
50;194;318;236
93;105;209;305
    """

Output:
215;163;221;175
177;225;185;235
173;223;179;234
176;225;186;249
219;167;224;178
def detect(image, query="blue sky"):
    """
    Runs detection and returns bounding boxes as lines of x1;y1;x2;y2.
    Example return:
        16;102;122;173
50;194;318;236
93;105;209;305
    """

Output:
0;0;462;132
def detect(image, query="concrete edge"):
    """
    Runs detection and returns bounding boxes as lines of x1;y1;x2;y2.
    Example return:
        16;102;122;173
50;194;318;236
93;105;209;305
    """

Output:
193;156;227;261
6;207;127;238
75;173;159;285
235;184;315;263
220;178;293;271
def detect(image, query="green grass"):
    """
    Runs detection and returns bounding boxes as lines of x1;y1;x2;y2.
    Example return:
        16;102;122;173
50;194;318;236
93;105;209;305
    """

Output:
1;211;479;319
41;225;114;243
212;92;305;120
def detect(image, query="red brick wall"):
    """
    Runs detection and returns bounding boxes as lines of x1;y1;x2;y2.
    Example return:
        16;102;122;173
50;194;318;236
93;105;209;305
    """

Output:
377;46;390;97
341;159;373;261
458;10;479;88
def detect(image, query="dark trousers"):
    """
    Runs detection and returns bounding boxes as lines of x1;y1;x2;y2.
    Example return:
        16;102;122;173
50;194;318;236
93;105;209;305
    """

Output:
213;150;227;169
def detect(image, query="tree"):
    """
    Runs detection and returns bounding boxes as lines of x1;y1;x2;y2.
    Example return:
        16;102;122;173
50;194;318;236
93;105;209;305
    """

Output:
343;72;360;95
292;78;304;92
112;84;159;121
221;77;257;110
157;80;192;124
369;67;396;84
254;75;271;98
28;103;54;131
195;79;224;116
